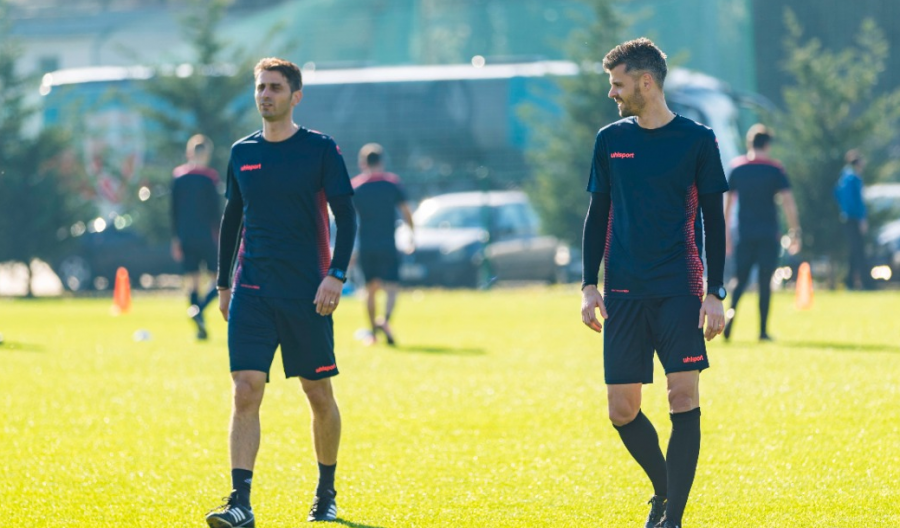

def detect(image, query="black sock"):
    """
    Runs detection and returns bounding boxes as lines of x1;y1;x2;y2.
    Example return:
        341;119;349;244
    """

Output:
231;468;253;507
665;408;701;525
613;410;668;497
189;290;200;307
200;286;218;311
316;462;336;497
759;281;772;336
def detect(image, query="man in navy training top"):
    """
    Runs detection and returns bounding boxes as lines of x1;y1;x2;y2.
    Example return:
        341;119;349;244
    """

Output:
206;57;357;527
351;143;414;346
834;149;873;290
171;134;222;340
580;38;728;528
723;124;801;342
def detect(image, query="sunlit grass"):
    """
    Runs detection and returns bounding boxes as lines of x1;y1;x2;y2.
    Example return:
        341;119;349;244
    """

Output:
1;288;898;527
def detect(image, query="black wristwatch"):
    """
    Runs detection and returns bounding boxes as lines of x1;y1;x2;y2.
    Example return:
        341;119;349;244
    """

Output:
326;268;347;283
708;284;727;301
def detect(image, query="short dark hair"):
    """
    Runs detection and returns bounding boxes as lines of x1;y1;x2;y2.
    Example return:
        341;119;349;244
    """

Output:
254;57;302;92
602;37;668;88
187;134;213;156
746;124;772;150
845;148;863;166
359;143;384;167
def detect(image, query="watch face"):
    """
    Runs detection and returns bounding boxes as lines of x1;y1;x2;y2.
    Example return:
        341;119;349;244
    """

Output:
717;286;727;299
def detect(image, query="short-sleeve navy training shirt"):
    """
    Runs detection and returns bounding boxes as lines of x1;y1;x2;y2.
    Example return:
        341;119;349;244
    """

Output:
586;115;729;299
727;156;790;241
351;172;407;252
171;164;221;243
226;128;354;300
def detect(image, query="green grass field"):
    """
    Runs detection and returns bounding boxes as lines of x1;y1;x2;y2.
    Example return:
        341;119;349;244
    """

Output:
1;287;898;527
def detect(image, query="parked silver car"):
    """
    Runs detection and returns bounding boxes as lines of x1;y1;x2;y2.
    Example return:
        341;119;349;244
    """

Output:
395;190;572;288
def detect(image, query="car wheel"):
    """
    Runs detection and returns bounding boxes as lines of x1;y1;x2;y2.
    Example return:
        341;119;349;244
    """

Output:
58;255;92;291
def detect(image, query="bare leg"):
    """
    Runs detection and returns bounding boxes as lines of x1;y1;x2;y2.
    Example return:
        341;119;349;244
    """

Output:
230;370;267;470
300;377;341;466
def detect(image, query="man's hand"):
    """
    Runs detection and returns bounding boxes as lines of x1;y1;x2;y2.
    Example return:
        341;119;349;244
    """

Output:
699;295;725;341
581;285;608;333
218;288;231;321
788;230;802;255
314;276;344;316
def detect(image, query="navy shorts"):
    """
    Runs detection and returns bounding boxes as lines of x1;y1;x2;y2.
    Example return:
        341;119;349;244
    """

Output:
181;239;218;274
358;248;400;283
603;296;709;384
228;292;338;381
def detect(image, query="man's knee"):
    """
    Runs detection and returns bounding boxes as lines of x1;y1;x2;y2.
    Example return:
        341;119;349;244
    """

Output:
607;385;642;426
666;376;699;413
302;379;337;412
608;401;640;426
232;373;265;413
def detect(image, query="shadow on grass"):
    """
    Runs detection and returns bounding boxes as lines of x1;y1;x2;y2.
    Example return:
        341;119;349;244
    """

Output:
392;344;486;356
0;341;45;352
779;340;900;353
332;519;387;528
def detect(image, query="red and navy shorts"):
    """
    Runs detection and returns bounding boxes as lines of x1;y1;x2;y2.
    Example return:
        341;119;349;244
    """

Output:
603;295;709;384
228;292;339;381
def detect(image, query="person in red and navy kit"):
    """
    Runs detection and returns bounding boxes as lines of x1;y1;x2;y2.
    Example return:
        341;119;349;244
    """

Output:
350;143;414;346
206;58;356;527
723;124;801;342
171;134;222;340
580;38;728;528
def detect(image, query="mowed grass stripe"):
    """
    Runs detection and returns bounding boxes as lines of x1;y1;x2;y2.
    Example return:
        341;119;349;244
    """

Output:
1;288;897;527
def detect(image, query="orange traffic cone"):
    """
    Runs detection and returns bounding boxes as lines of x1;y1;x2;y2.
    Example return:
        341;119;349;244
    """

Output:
112;267;131;315
795;261;813;310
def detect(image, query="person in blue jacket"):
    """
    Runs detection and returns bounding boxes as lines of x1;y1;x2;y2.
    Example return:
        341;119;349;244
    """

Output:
834;149;872;290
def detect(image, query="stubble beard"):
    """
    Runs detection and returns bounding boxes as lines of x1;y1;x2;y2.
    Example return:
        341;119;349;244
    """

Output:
618;90;646;118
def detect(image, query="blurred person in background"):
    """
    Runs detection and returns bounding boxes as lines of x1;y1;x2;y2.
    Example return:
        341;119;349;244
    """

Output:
834;149;873;290
580;38;727;528
171;134;222;340
350;143;414;346
723;124;801;342
207;57;356;527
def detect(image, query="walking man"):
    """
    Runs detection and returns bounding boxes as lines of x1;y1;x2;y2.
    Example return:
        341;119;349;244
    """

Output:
206;57;357;527
580;38;728;528
723;124;801;341
834;149;872;290
350;143;414;346
171;134;222;339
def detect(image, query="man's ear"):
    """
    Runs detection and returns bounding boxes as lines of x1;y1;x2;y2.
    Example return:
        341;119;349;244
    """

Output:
291;90;303;107
641;72;654;91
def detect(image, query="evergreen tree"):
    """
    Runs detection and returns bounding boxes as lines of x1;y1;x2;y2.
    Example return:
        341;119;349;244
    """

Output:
524;0;624;244
772;10;900;268
0;0;94;295
130;0;260;244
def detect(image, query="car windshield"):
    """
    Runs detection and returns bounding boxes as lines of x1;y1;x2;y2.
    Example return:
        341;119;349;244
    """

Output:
417;204;485;229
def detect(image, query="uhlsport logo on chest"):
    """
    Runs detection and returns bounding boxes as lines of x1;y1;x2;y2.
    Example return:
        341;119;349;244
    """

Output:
610;152;635;159
240;163;262;172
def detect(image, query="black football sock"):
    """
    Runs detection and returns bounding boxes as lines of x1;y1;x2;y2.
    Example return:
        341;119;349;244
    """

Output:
316;462;336;497
613;410;668;497
201;286;218;311
759;280;772;337
665;408;701;525
189;289;200;307
232;468;253;507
